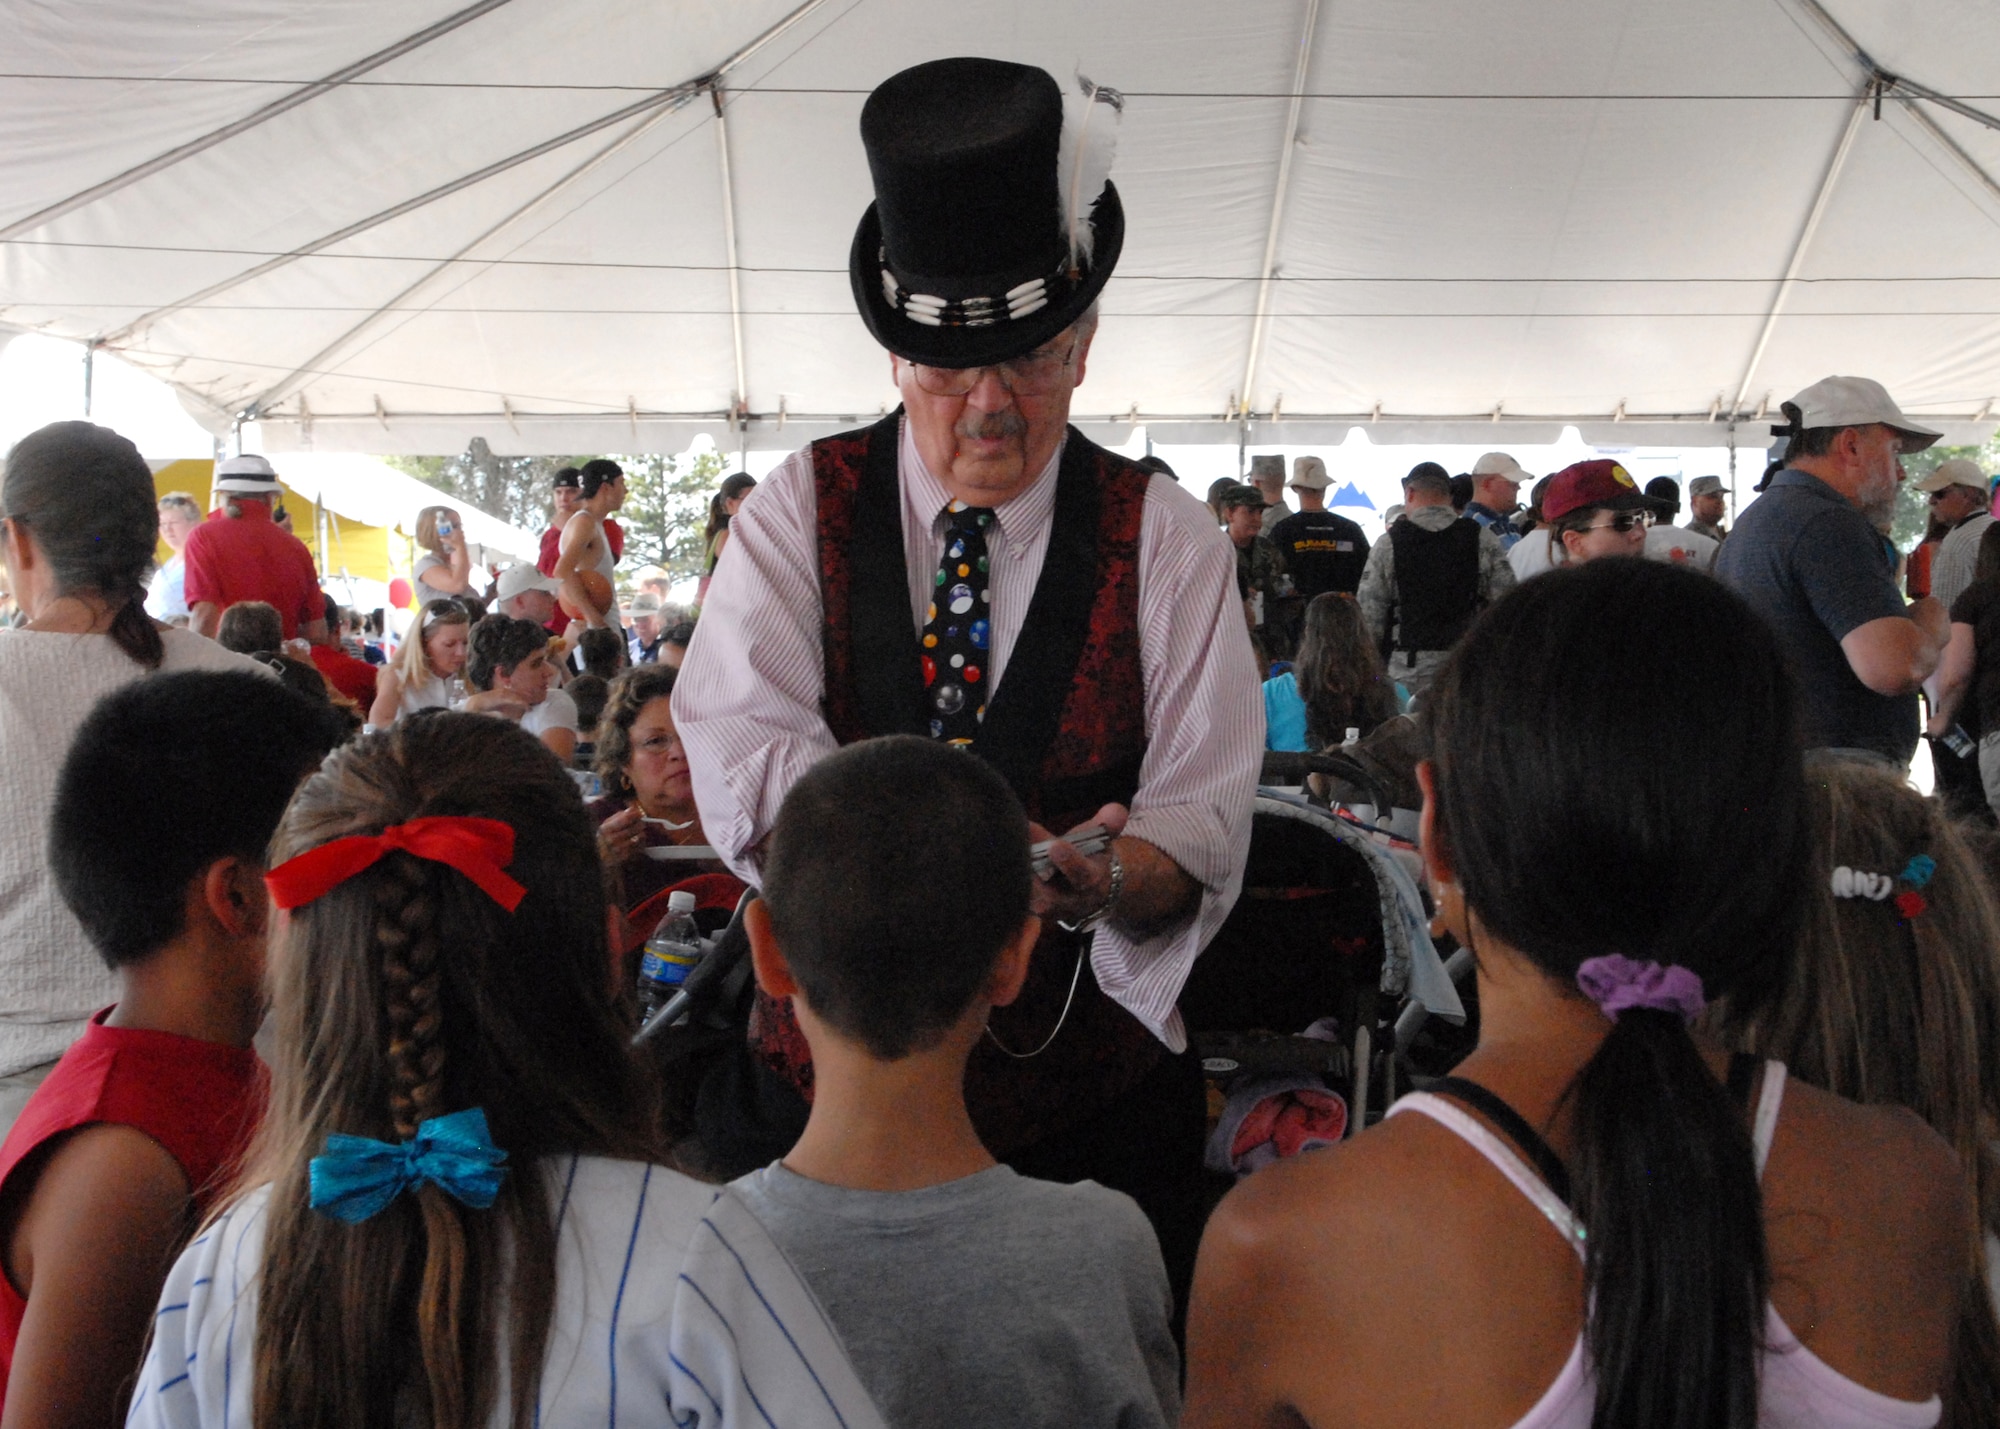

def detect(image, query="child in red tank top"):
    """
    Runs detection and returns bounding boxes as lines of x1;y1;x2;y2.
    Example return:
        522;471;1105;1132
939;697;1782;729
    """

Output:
0;670;341;1427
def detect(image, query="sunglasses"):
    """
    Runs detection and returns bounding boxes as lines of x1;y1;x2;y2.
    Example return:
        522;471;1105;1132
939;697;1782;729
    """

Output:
1585;510;1654;534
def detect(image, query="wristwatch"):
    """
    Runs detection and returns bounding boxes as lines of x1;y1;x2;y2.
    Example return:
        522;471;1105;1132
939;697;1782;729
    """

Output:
1059;845;1125;935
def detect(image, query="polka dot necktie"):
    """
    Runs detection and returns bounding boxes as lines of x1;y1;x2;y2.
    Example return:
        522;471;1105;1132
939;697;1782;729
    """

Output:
922;501;995;745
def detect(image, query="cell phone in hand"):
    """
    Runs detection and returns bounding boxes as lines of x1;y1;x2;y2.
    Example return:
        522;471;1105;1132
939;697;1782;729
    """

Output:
1029;824;1112;879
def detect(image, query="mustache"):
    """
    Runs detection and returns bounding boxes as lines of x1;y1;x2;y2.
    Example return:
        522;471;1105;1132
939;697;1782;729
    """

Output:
956;410;1028;443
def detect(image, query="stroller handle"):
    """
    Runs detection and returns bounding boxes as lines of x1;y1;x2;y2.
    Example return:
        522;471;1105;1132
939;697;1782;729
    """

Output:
1258;751;1392;814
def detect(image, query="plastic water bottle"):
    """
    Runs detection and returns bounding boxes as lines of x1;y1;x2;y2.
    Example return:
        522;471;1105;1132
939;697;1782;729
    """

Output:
1342;726;1360;749
445;674;469;709
638;891;702;1027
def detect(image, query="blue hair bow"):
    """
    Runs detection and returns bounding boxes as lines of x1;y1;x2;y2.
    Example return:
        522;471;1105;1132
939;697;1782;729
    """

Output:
309;1107;508;1224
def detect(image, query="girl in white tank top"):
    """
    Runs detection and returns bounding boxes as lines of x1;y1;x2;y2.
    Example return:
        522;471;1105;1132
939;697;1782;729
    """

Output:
1181;561;1972;1429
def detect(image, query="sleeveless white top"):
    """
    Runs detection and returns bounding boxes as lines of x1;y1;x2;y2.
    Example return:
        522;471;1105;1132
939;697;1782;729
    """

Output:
1386;1063;1942;1428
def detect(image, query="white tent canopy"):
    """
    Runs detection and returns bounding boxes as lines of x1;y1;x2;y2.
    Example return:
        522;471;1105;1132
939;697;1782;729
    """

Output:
6;0;2000;456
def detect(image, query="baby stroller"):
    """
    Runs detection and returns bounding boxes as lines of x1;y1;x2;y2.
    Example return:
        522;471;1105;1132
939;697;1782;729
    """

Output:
1181;750;1470;1174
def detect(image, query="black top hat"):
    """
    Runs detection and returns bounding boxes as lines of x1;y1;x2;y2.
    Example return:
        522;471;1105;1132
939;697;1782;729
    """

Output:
850;57;1125;369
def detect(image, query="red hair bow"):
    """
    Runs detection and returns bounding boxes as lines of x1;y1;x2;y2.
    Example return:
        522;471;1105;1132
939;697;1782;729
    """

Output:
265;816;527;913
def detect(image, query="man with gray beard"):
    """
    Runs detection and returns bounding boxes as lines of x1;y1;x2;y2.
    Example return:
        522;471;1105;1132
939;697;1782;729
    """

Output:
1715;376;1948;764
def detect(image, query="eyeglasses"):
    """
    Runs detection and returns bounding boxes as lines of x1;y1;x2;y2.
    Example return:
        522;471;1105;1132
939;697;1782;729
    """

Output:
907;337;1080;398
1586;510;1654;534
634;733;685;757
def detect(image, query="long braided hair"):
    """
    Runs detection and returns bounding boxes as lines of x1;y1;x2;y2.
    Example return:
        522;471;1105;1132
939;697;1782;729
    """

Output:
240;714;664;1429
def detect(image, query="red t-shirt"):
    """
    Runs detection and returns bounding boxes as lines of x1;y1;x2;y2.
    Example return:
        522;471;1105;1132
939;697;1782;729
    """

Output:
0;1011;266;1401
538;516;624;576
308;642;379;706
181;504;322;638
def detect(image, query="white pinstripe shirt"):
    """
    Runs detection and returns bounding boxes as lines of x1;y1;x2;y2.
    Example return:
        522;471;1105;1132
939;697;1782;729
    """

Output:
128;1159;885;1429
673;421;1263;1052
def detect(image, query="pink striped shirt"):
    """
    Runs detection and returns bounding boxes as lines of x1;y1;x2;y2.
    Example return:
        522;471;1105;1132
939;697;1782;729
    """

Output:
673;420;1264;1051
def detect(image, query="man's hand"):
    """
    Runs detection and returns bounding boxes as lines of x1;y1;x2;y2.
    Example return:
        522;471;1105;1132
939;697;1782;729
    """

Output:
1029;804;1130;928
1028;803;1202;938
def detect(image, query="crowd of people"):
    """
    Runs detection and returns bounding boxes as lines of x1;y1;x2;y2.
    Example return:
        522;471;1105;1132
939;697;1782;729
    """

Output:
0;50;1994;1429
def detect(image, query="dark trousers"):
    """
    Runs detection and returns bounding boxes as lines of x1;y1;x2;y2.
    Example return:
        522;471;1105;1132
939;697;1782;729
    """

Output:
695;1040;1211;1326
1928;734;1995;826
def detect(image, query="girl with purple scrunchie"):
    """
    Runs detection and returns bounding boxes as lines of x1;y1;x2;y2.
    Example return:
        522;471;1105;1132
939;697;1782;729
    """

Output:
1184;559;1973;1429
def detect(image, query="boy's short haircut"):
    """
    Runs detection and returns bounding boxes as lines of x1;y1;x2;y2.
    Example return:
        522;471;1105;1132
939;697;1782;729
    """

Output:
50;671;345;969
215;600;283;655
763;736;1032;1059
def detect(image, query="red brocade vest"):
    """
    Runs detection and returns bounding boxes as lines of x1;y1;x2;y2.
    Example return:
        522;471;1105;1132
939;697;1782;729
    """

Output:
750;413;1162;1154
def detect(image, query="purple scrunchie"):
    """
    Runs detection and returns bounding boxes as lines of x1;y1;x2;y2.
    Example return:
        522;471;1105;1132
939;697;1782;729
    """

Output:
1575;954;1707;1023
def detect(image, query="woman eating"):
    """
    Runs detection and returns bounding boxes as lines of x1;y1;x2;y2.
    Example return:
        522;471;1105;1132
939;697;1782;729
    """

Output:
589;665;720;909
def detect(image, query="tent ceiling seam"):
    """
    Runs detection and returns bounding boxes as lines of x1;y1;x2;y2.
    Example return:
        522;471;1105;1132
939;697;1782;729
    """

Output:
0;0;519;245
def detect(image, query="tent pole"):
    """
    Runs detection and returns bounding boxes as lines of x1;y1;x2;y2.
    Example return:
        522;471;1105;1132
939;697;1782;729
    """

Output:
1896;98;2000;209
1729;88;1868;420
0;0;519;244
711;84;750;432
1237;0;1323;421
99;0;832;348
81;340;96;418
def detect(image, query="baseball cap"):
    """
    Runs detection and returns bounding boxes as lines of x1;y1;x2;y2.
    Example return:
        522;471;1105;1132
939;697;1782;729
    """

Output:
551;466;582;489
1915;457;1989;494
1784;376;1942;453
1543;460;1665;523
1218;483;1267;510
1644;477;1682;509
495;564;562;601
625;592;663;618
1688;475;1726;499
212;454;283;493
1471;452;1525;481
1402;461;1451;494
1291;456;1333;490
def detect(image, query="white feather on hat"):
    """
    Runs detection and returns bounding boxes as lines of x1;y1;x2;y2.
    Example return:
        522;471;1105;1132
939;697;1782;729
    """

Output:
1058;75;1122;273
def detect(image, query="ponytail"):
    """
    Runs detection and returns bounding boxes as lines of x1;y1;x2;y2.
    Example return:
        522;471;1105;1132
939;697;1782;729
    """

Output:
108;589;165;669
1570;1009;1766;1428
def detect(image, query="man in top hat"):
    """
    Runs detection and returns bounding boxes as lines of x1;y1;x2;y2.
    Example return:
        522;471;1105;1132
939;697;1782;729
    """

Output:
1464;452;1526;551
1716;376;1947;764
1357;461;1515;698
1685;475;1729;544
675;56;1259;1294
182;455;325;643
1249;454;1290;536
1919;458;1993;614
1268;456;1368;600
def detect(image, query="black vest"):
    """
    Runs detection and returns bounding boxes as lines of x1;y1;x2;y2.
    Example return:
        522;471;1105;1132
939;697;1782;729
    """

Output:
1386;518;1481;652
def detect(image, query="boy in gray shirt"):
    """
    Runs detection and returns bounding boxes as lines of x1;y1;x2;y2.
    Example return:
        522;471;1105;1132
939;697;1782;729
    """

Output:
733;736;1181;1429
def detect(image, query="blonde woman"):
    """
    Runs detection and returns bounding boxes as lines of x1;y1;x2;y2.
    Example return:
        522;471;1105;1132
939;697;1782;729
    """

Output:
411;505;472;606
366;598;470;727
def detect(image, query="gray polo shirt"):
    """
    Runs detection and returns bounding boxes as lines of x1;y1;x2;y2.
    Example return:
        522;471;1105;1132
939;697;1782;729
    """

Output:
1714;468;1917;762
